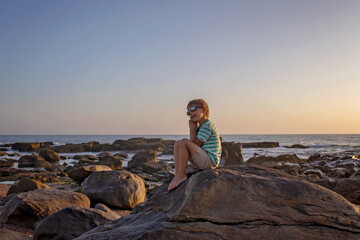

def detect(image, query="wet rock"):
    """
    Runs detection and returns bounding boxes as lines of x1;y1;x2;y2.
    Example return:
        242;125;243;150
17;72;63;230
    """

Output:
94;203;121;219
328;168;348;178
221;142;243;166
0;189;90;228
0;151;7;156
6;179;50;196
39;149;60;163
284;144;309;149
18;154;50;168
68;165;113;182
76;164;360;240
81;170;146;209
33;206;120;240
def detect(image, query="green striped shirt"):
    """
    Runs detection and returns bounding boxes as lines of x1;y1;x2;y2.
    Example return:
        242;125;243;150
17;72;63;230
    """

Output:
196;119;222;166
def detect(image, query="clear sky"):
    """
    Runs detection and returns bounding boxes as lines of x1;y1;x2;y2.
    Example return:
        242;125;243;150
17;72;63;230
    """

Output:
0;0;359;135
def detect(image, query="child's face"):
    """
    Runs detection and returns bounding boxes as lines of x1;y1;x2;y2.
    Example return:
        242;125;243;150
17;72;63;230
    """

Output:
187;105;206;122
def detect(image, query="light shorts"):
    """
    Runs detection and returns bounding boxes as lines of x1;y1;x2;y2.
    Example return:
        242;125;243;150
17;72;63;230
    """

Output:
189;147;216;170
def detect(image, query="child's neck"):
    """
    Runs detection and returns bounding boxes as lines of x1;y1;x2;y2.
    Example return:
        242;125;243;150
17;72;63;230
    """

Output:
198;117;209;126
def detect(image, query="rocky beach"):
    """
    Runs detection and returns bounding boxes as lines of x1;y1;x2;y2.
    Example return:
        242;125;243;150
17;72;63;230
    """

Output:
0;136;359;239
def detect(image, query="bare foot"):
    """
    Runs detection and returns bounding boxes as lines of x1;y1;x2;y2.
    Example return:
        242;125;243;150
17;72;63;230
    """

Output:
168;175;188;191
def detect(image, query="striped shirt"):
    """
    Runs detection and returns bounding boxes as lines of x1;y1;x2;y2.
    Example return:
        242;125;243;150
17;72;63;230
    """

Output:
196;119;222;166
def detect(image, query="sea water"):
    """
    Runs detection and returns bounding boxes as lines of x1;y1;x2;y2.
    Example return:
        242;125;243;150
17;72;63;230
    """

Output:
0;134;359;161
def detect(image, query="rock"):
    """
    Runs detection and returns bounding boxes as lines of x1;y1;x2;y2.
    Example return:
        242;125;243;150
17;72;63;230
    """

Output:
114;152;128;158
68;165;113;182
73;155;98;160
247;154;302;167
0;151;7;156
300;169;325;180
39;149;60;163
94;203;121;219
0;229;32;240
139;162;173;174
18;154;50;168
76;164;360;240
6;179;50;196
33;206;120;240
0;189;90;228
12;142;53;151
49;142;100;153
0;160;14;168
44;164;66;172
328;168;348;178
315;177;360;205
60;155;67;160
112;138;166;152
242;142;279;148
97;155;123;170
221;142;243;166
81;170;146;209
128;150;157;169
308;153;321;161
274;162;301;176
284;144;309;149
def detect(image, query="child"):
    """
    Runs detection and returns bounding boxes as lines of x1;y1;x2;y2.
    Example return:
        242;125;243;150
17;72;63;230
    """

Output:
168;99;222;191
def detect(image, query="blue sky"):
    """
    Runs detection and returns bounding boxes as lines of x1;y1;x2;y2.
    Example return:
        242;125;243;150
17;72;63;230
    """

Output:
1;0;359;134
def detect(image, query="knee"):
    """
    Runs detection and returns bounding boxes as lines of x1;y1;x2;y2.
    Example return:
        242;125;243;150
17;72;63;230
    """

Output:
174;140;180;149
178;138;189;147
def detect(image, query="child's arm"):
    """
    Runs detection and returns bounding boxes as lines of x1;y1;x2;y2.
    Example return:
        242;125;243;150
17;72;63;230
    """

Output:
189;120;204;146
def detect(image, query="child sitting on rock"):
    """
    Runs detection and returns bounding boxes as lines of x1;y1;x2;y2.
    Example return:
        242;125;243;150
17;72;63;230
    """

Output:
168;99;222;191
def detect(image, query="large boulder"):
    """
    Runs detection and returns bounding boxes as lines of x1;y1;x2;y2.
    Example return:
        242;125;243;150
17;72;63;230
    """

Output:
18;154;50;168
6;179;50;196
68;165;113;182
76;164;360;239
33;206;120;240
81;170;146;209
221;142;244;166
38;149;60;163
0;189;90;228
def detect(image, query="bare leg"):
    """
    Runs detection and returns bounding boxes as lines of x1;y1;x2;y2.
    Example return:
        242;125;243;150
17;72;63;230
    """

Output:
173;141;180;176
168;139;199;191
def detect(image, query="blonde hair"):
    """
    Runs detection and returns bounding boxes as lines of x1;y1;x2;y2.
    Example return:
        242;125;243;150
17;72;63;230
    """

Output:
187;99;210;118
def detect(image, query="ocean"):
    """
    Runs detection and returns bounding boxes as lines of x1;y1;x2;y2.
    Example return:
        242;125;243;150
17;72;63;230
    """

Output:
1;134;359;161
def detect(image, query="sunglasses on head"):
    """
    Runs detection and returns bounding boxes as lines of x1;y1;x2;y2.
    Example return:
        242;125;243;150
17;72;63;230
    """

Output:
187;106;203;116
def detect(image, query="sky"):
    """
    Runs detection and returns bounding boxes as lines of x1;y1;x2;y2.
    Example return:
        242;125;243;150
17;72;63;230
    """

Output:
0;0;359;135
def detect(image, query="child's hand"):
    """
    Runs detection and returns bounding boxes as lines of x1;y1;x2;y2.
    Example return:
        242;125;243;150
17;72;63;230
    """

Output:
189;119;198;129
